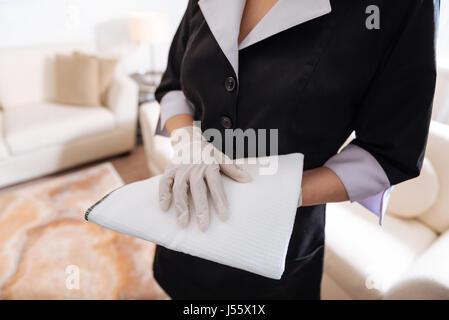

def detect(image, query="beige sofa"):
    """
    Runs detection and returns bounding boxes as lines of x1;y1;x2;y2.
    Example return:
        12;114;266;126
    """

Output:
0;44;138;187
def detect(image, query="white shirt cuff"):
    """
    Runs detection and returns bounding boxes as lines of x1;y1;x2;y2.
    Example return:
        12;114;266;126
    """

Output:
158;90;194;134
323;144;392;225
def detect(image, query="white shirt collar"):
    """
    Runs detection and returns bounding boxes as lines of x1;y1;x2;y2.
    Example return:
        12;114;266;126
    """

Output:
198;0;332;77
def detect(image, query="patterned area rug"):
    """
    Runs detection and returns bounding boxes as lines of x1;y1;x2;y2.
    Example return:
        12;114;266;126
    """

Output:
0;163;167;299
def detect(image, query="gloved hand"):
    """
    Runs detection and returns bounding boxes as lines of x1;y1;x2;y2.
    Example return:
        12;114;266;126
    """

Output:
159;126;252;231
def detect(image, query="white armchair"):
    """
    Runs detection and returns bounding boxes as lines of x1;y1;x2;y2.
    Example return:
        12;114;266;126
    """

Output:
323;121;449;300
139;101;172;176
106;72;139;131
0;111;8;161
433;63;449;123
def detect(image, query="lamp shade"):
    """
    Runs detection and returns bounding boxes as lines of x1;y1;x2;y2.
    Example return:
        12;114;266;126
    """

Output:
129;12;170;44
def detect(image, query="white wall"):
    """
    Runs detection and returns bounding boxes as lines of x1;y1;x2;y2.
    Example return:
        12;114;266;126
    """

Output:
0;0;187;47
0;0;188;71
1;1;447;69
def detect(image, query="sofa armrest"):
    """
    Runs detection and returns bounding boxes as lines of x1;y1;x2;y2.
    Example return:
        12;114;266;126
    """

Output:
139;102;172;176
0;110;3;137
384;230;449;299
0;111;9;159
140;101;160;137
417;121;449;232
105;73;139;130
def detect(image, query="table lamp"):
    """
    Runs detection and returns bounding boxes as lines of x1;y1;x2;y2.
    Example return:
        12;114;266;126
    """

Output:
129;12;170;75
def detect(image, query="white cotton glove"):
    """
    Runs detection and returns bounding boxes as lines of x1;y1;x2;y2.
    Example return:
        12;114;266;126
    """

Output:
159;126;252;231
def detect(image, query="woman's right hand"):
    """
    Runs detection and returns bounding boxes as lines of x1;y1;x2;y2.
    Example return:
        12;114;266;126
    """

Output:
158;126;252;231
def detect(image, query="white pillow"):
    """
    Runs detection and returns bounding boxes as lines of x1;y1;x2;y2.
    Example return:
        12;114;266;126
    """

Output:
388;158;439;219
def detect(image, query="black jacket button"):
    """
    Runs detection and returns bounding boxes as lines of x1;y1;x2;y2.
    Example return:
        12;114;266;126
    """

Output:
220;116;233;129
224;76;236;92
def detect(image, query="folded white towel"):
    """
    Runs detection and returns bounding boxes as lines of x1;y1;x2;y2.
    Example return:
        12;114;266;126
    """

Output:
86;153;303;279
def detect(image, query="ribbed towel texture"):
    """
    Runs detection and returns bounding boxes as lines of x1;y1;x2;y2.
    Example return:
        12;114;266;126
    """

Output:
86;153;303;279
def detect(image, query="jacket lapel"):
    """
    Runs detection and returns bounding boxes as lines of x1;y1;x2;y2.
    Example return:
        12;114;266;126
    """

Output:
198;0;332;77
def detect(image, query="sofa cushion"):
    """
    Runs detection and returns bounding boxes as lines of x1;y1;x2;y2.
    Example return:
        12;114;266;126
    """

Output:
385;229;449;299
324;202;437;299
72;52;118;106
0;44;95;109
387;158;439;219
54;53;101;106
4;102;115;154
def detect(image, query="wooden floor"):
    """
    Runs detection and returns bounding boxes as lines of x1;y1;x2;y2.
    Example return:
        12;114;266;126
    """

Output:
0;144;152;195
110;145;152;184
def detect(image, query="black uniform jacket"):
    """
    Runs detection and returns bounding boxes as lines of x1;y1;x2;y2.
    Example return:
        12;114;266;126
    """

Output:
154;0;437;299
